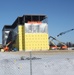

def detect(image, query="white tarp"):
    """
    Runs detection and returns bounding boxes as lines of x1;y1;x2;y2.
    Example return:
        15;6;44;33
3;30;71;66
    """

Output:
24;23;48;33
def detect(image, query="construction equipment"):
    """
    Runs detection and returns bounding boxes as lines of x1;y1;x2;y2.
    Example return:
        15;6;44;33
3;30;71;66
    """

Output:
50;40;57;50
3;41;12;51
49;36;67;50
57;28;74;37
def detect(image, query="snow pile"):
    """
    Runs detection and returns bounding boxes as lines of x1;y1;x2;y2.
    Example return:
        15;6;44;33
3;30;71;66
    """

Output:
0;52;74;75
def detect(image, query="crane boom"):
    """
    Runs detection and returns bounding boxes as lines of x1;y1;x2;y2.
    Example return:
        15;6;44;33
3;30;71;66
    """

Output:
49;36;68;49
49;36;66;45
50;40;56;46
49;38;57;50
57;28;74;37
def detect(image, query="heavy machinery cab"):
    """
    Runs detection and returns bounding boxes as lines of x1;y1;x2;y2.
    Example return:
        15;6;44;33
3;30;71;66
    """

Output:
50;46;57;50
3;41;12;51
61;45;68;50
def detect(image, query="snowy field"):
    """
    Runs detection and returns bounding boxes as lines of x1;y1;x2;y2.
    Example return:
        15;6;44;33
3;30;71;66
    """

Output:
0;51;74;75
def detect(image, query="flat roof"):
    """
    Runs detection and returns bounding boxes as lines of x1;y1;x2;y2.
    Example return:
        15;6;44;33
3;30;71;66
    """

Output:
2;25;13;31
23;14;47;22
11;15;47;28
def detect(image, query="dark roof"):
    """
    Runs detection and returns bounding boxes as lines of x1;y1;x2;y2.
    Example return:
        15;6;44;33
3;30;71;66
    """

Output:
2;25;13;31
11;14;47;28
12;16;23;28
3;15;47;30
23;14;47;22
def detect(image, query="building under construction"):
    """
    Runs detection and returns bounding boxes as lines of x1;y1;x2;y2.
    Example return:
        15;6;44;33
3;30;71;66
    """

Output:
2;15;49;51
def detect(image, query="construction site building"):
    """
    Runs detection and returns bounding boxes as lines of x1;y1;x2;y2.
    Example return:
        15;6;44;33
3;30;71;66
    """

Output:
2;25;13;47
2;15;49;51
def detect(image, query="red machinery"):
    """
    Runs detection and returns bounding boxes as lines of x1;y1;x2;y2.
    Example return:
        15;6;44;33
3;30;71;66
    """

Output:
3;41;12;51
49;28;74;50
49;36;67;50
50;40;58;50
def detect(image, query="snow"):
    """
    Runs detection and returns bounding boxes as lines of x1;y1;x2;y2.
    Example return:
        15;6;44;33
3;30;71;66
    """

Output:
0;52;74;75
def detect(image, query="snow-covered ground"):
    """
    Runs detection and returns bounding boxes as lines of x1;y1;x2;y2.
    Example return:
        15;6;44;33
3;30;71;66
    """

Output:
0;52;74;75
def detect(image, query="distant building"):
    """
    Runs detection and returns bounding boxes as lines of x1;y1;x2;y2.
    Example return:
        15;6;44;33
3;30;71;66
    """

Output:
2;15;49;51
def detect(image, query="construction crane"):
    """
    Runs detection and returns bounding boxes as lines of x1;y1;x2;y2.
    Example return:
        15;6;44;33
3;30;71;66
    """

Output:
57;28;74;37
50;28;74;43
49;36;68;50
